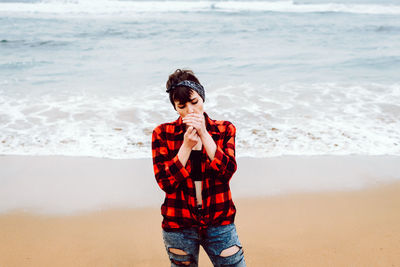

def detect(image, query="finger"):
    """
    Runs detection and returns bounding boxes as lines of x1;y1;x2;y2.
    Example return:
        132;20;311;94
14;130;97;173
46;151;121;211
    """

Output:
190;131;199;140
186;125;198;133
185;114;195;118
185;121;197;128
186;126;194;134
189;132;198;141
183;117;195;123
192;113;201;119
185;123;194;131
184;118;198;126
184;114;198;120
187;113;201;119
190;128;197;136
191;124;200;131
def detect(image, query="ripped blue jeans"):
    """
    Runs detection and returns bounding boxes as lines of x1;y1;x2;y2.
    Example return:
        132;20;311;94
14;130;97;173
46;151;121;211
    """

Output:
162;223;246;267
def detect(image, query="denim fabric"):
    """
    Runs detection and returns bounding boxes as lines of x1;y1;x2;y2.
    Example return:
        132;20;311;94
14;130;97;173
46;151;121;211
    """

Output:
162;223;246;267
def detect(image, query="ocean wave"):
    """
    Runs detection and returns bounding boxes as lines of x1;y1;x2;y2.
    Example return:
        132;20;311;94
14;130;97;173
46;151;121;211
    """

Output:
0;39;70;48
0;0;399;15
339;56;400;69
0;60;52;70
1;82;400;159
374;25;400;32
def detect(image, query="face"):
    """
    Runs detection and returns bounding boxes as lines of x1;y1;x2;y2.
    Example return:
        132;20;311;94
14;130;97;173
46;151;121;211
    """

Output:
174;90;204;119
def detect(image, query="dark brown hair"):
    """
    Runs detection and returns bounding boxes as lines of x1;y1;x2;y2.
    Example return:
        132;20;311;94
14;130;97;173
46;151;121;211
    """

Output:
166;69;201;110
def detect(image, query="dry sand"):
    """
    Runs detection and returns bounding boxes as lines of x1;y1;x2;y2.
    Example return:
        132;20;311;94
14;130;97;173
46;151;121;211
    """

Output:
1;181;400;266
1;155;400;266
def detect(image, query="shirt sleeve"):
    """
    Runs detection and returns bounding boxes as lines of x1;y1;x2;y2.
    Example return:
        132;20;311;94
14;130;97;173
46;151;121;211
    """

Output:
209;122;237;183
152;126;190;194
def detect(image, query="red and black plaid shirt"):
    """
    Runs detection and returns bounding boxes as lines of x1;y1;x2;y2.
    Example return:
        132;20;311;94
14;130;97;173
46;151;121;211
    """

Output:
152;112;237;231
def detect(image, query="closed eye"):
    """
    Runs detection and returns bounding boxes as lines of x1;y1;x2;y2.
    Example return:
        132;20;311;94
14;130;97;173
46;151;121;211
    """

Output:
178;101;198;109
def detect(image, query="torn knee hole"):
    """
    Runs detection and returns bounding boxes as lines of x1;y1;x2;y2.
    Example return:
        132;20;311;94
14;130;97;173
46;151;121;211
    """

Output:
168;248;188;256
171;259;191;266
219;245;240;257
168;248;192;265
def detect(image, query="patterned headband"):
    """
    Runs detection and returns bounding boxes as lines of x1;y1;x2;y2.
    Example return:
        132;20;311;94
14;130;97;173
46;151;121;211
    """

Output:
166;80;205;101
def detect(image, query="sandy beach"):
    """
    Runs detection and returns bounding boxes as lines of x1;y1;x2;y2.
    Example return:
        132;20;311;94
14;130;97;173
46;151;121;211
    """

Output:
2;0;400;265
1;155;400;266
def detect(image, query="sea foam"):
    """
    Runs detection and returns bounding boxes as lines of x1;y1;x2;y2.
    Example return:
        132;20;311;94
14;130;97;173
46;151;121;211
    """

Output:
0;0;400;16
1;82;399;159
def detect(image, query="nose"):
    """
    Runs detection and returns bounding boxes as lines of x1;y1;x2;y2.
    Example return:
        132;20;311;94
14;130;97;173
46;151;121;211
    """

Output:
187;103;194;113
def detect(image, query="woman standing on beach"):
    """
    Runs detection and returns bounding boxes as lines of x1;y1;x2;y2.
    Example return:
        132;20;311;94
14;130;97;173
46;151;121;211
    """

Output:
151;69;246;266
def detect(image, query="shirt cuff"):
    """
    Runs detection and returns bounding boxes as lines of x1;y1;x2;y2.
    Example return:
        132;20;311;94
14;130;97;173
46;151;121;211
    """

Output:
209;146;225;171
169;154;190;182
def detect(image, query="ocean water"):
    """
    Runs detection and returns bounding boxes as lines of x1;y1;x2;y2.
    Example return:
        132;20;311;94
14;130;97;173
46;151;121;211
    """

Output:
1;0;400;159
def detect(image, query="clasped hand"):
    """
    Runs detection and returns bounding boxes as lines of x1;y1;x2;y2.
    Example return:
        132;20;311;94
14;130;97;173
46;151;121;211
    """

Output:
182;113;206;149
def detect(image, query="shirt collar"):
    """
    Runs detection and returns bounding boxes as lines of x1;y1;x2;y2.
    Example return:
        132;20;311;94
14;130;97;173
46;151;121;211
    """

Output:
175;112;220;135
